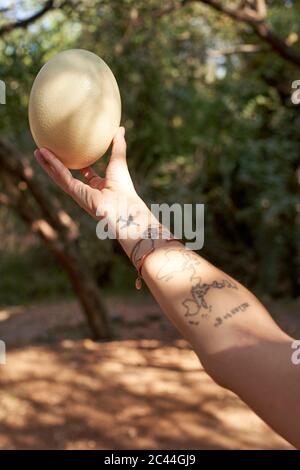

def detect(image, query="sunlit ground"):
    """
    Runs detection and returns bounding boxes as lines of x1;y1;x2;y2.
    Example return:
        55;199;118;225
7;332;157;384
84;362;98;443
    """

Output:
0;298;296;450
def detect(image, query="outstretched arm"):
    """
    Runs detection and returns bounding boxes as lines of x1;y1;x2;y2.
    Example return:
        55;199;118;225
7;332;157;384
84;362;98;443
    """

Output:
112;197;299;449
35;128;300;448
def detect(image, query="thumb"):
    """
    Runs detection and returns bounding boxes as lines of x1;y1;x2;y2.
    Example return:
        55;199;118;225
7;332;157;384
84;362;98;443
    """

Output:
110;126;127;166
106;126;135;190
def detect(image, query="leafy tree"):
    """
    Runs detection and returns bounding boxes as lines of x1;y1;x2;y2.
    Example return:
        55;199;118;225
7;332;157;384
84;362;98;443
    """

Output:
0;0;299;308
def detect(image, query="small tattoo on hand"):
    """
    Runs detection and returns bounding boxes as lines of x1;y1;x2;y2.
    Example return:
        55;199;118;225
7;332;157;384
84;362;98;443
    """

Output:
117;214;140;229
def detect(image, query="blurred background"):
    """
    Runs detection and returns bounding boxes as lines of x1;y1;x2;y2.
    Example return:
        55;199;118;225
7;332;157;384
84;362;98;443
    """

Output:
0;0;299;450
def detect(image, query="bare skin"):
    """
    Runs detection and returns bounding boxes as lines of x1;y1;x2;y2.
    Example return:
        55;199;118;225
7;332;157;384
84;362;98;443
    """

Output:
35;127;300;448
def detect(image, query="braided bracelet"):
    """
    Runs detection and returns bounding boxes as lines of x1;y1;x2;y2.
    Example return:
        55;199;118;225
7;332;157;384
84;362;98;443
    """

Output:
134;246;155;290
130;230;183;290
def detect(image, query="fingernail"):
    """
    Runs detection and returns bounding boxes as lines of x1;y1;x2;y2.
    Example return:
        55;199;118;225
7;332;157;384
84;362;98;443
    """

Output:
120;126;125;136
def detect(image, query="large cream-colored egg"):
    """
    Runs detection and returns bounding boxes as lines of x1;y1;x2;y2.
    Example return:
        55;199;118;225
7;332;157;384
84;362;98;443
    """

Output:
29;49;121;169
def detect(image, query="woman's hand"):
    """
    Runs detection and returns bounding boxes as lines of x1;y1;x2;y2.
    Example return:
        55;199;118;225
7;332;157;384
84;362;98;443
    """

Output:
34;127;137;220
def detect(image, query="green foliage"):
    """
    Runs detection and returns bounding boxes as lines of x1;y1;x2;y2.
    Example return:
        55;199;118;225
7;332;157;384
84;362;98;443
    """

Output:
0;0;299;300
0;246;73;307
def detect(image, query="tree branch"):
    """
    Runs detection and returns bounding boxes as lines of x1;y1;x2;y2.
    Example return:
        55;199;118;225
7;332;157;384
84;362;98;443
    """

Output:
0;0;55;37
0;138;78;240
207;43;264;57
196;0;260;22
256;0;267;20
254;22;300;67
191;0;300;67
0;138;111;339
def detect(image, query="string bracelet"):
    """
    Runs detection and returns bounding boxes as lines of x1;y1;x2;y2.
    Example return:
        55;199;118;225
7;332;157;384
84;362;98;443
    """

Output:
130;230;183;290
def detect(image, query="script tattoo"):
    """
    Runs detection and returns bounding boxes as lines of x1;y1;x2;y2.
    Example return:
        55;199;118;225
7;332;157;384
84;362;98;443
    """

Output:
117;214;140;229
182;278;238;325
213;302;250;327
156;248;202;282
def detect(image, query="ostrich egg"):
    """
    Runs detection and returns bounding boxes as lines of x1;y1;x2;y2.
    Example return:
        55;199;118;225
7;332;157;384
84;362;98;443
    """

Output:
29;49;121;169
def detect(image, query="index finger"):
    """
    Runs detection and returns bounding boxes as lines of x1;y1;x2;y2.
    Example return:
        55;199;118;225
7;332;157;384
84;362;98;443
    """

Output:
34;148;74;193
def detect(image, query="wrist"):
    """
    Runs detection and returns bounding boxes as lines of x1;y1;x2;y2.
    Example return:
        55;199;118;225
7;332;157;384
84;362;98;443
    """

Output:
113;194;157;257
103;192;179;263
114;197;180;266
101;191;143;225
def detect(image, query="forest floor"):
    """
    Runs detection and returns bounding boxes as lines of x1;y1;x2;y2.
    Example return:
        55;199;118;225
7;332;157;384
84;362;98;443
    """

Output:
0;296;299;450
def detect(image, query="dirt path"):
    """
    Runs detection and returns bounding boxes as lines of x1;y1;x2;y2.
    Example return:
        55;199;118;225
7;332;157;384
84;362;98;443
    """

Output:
0;297;297;450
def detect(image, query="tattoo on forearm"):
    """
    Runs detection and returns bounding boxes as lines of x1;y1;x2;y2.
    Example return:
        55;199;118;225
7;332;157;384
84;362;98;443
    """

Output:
117;214;140;229
213;302;250;327
182;278;238;325
156;248;202;282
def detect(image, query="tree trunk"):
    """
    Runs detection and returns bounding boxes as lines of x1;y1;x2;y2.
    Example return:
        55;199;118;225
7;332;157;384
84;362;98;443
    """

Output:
0;139;111;340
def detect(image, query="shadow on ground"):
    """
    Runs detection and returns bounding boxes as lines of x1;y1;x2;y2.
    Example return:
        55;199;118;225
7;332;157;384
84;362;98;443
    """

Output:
0;297;297;450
